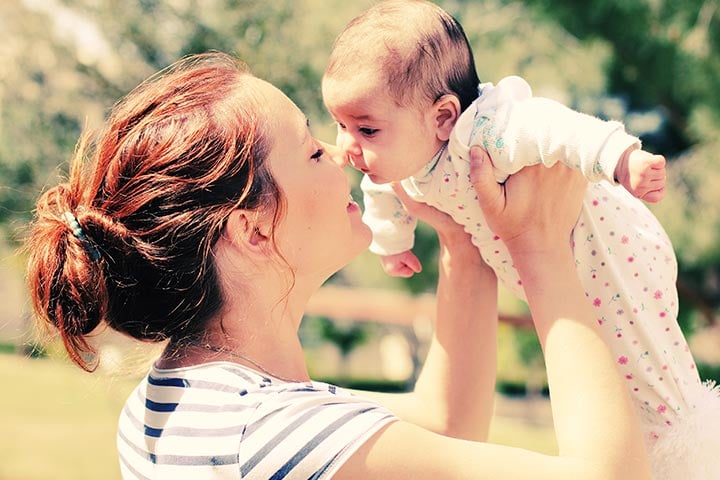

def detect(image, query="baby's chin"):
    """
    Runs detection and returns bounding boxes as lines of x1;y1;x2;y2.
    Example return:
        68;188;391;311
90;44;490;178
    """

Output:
366;172;396;184
366;174;385;184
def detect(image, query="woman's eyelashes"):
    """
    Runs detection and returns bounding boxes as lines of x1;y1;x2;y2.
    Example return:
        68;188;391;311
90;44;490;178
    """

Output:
311;148;324;162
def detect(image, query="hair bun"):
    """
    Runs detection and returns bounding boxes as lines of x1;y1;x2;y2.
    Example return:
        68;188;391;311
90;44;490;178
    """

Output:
25;184;107;371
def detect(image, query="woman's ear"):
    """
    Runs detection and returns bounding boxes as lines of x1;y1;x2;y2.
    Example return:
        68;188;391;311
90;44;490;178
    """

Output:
433;94;461;142
224;209;271;253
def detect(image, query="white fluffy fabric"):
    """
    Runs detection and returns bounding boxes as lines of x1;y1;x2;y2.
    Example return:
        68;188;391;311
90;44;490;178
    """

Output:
645;380;720;479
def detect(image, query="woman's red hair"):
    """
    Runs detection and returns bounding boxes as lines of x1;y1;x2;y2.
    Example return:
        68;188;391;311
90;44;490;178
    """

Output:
25;52;281;371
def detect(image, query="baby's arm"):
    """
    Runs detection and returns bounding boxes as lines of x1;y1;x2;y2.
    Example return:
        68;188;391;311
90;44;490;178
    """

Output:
360;175;418;261
457;77;642;187
614;145;666;202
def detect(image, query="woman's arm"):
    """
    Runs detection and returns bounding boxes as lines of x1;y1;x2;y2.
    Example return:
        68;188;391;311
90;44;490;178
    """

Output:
359;185;499;441
469;148;649;477
335;148;651;480
324;137;499;439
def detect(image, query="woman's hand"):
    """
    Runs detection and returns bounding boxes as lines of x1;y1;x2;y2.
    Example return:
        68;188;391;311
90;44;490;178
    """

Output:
468;146;587;255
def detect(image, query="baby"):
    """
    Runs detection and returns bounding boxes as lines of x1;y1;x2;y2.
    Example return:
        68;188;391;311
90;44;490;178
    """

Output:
322;1;720;479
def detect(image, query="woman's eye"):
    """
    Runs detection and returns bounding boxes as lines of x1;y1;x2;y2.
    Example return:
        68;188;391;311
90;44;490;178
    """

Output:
311;148;324;161
359;127;378;136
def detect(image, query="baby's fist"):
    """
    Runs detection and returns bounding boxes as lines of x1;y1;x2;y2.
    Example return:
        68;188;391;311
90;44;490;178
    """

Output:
380;250;422;278
615;147;666;203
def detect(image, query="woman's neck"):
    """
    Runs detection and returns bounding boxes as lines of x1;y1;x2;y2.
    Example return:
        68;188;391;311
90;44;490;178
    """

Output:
158;276;312;381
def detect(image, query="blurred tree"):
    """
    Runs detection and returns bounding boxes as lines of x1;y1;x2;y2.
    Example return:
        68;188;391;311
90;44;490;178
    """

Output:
0;0;347;240
301;316;372;383
3;0;718;378
518;0;720;153
514;328;543;384
512;0;720;328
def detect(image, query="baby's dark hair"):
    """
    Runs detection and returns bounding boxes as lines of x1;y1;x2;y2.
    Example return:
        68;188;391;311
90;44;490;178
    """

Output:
24;52;281;371
324;0;479;111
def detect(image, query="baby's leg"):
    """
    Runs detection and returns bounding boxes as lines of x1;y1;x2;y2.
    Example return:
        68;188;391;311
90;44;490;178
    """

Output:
573;184;720;479
574;184;699;416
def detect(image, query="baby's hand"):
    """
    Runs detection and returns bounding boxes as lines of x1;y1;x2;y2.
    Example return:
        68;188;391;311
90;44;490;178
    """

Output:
380;250;422;278
614;147;666;203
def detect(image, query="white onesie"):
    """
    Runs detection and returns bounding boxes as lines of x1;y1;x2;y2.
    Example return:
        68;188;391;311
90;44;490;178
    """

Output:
361;76;720;479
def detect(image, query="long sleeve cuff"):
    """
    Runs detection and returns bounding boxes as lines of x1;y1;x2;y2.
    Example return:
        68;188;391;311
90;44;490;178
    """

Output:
594;125;641;184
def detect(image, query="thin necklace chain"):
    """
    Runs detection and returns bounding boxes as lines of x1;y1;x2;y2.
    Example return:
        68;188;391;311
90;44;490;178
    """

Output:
193;343;302;383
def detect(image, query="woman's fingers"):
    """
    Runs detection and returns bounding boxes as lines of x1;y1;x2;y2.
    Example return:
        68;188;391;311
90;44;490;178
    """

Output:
469;146;587;248
468;147;504;227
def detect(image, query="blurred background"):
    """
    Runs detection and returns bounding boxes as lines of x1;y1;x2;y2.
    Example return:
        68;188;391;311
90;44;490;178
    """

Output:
1;0;720;478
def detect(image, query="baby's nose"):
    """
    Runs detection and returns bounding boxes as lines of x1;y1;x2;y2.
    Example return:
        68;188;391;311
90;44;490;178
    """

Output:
337;130;362;157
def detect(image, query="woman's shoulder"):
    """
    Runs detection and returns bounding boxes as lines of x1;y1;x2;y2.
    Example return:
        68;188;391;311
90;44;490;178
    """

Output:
120;362;397;479
143;360;278;396
129;361;390;412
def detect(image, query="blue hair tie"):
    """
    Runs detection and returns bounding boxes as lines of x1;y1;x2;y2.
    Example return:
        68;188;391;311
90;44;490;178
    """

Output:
62;211;101;261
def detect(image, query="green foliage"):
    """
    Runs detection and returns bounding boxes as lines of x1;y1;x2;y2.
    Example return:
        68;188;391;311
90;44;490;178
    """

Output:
315;376;410;392
302;316;371;357
501;3;720;329
0;341;17;354
698;361;720;384
3;0;719;372
513;327;543;367
401;222;442;294
652;142;720;328
519;0;720;150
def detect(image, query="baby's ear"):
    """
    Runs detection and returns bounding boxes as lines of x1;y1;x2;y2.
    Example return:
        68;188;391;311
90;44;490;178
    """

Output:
432;94;461;142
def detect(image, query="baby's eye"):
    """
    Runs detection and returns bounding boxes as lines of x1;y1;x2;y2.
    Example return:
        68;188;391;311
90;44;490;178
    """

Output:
359;127;378;136
337;122;347;130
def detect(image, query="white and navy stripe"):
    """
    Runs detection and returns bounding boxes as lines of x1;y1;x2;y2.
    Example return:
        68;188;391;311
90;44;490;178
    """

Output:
117;362;396;479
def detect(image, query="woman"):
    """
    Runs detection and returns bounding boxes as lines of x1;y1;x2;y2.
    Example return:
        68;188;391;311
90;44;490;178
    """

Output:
25;52;650;479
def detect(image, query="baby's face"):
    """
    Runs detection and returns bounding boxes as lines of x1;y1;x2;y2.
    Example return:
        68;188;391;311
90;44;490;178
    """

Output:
322;71;444;184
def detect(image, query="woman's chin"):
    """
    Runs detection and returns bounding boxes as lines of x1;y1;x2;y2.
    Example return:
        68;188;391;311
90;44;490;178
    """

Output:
356;228;373;253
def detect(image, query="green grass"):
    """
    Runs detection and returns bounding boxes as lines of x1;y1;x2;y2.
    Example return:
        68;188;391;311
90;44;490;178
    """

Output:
0;352;556;479
0;353;139;480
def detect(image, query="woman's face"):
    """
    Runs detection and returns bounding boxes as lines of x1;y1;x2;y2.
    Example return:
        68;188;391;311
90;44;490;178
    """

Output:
255;78;371;279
